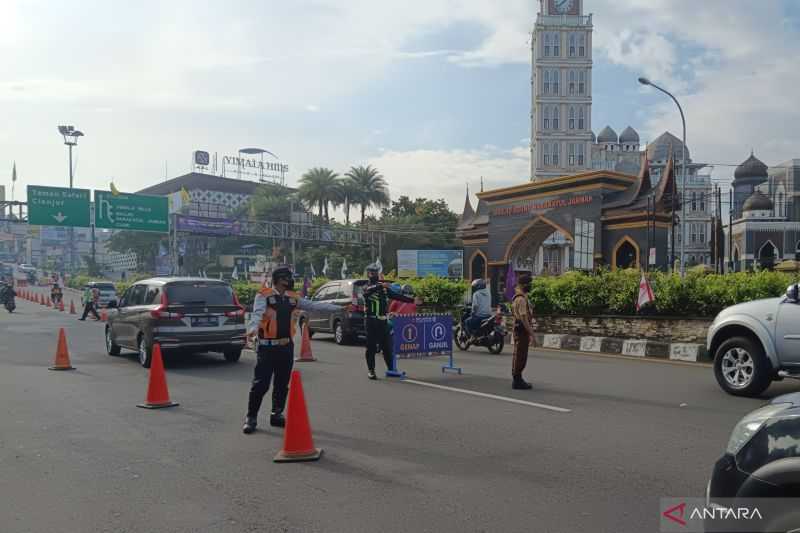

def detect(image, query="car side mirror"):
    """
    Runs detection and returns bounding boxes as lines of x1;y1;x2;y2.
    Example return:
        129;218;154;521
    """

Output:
786;284;799;303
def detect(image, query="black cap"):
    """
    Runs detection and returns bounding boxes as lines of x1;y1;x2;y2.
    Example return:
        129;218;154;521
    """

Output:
366;263;380;273
271;265;294;281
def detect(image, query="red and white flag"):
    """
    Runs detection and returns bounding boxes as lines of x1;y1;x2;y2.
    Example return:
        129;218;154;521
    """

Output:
636;272;655;312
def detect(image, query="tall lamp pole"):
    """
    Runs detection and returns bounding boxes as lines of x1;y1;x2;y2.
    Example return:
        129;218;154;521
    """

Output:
58;125;84;272
638;77;687;276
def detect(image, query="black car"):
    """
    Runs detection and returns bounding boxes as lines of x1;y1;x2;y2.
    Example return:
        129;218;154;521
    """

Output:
299;279;367;345
106;277;247;367
706;393;800;531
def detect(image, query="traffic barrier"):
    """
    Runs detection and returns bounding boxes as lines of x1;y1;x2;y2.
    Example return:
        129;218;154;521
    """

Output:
35;293;40;305
274;370;322;462
295;323;316;362
137;344;179;409
48;328;76;371
46;296;51;307
69;300;76;314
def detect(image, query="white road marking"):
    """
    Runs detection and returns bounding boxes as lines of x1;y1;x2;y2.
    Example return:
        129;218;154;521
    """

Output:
403;379;571;413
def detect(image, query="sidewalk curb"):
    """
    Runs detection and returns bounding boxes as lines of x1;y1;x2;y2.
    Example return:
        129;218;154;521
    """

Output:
530;333;709;363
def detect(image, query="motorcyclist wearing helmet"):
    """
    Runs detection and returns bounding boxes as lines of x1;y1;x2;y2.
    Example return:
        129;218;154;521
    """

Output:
466;278;492;339
242;265;342;434
362;263;418;380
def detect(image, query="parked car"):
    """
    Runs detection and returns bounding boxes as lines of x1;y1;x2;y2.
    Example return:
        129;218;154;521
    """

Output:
17;263;36;274
105;277;246;367
706;393;800;531
86;281;118;308
298;279;367;345
707;283;800;397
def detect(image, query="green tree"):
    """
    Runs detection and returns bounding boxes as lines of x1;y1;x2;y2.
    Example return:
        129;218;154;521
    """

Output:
107;231;165;273
345;165;389;223
337;178;361;225
298;168;341;222
373;196;460;273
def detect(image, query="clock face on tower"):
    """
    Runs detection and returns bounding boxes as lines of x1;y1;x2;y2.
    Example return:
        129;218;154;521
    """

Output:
549;0;578;15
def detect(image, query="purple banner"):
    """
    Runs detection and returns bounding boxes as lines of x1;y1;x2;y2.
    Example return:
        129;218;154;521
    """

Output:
175;215;241;236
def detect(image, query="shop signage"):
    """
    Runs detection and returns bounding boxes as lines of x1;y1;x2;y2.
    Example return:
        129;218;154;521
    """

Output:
492;194;593;217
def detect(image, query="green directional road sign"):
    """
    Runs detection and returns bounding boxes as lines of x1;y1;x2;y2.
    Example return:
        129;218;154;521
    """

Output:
94;191;169;232
27;185;91;227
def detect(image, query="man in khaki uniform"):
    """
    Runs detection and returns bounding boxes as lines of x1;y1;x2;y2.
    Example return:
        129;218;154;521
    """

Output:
510;271;534;390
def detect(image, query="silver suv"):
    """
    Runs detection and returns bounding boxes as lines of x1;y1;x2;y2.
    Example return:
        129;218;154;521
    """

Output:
708;284;800;397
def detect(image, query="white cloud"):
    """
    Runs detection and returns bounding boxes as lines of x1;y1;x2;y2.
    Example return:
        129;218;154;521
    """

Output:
305;104;320;112
367;146;529;211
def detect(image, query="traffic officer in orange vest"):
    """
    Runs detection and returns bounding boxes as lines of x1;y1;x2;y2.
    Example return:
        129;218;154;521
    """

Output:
243;265;341;434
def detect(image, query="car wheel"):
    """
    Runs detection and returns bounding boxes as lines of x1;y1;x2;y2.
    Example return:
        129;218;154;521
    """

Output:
105;326;121;356
334;321;347;345
138;335;152;368
714;336;772;397
224;348;242;363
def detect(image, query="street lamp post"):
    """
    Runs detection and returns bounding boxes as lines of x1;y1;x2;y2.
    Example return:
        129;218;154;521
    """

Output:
58;125;84;272
638;77;687;276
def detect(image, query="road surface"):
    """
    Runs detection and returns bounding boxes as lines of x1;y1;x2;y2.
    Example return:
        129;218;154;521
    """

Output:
1;294;796;533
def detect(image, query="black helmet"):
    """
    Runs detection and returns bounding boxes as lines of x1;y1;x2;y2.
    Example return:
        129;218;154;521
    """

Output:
271;265;294;283
471;278;486;291
365;263;380;274
401;284;414;297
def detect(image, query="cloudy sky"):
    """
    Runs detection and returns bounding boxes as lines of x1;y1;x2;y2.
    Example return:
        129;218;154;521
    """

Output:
2;0;799;215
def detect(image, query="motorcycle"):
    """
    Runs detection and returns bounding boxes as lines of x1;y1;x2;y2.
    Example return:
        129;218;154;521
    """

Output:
1;285;16;313
454;305;506;354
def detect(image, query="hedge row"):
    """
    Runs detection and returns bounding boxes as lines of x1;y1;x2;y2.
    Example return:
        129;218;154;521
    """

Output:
528;269;799;318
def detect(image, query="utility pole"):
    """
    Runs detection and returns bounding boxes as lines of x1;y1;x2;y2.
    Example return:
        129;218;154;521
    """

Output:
728;189;734;273
646;196;651;272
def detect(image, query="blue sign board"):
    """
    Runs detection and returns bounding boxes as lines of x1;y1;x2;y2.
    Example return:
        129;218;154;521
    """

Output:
392;314;453;359
397;250;463;278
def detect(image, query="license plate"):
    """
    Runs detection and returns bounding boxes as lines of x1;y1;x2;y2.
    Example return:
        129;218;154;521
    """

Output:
191;316;218;327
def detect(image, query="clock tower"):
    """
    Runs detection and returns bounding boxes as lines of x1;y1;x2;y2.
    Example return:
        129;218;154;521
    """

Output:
530;0;593;181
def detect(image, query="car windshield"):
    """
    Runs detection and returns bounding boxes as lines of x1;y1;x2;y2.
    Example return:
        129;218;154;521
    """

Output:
93;283;116;291
166;283;234;306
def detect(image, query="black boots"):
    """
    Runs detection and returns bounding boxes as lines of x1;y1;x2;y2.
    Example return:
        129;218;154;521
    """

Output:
242;416;257;434
243;413;285;433
368;370;377;380
512;375;532;390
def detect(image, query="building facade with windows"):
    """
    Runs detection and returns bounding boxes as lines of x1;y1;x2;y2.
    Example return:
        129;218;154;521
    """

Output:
728;154;800;271
457;160;677;301
530;0;593;181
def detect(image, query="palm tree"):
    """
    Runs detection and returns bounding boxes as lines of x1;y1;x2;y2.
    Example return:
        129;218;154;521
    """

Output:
298;168;341;222
337;178;361;225
345;165;390;224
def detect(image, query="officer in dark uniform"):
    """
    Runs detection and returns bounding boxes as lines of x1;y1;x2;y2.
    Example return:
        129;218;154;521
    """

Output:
362;263;418;380
243;265;340;434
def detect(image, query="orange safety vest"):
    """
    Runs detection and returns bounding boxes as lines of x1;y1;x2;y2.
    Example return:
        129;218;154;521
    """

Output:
257;287;300;340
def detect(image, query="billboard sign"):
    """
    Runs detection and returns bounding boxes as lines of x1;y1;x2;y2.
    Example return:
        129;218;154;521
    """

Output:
397;250;463;278
175;215;241;236
27;185;91;228
94;191;169;232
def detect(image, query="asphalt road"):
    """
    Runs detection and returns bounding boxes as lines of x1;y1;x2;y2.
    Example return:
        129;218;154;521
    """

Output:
2;293;798;533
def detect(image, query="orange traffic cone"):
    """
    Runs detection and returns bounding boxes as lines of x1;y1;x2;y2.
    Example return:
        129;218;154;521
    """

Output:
295;323;316;362
49;328;76;371
46;296;52;307
34;293;39;304
100;308;108;322
69;300;76;314
274;370;322;462
59;300;65;312
137;344;179;409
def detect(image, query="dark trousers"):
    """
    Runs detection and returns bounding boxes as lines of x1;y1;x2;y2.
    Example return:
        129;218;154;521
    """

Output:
365;318;393;372
466;314;489;335
81;302;99;320
247;344;294;418
512;324;530;377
